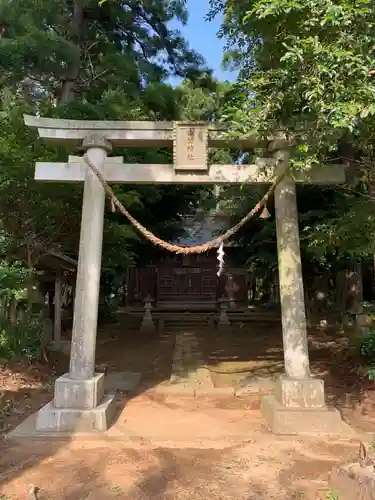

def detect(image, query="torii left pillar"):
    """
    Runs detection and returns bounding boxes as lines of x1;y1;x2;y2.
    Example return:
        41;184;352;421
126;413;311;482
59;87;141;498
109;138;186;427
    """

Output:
36;134;116;432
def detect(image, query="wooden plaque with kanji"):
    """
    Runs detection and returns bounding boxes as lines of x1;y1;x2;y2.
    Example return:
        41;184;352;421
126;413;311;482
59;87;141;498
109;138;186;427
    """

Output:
173;122;208;171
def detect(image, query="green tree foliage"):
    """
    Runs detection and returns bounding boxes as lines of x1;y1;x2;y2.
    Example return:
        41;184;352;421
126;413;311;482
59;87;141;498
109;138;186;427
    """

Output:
0;0;216;271
209;0;375;263
0;0;206;103
210;0;375;160
0;97;82;267
0;260;44;361
223;182;368;274
0;0;229;334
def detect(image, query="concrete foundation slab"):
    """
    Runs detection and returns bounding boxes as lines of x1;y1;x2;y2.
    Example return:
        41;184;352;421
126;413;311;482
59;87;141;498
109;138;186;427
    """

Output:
8;394;117;438
169;372;199;384
104;371;141;393
156;383;196;396
155;384;236;397
261;395;354;435
195;387;235;397
35;395;116;432
167;331;216;395
54;373;104;409
235;375;276;396
195;368;215;389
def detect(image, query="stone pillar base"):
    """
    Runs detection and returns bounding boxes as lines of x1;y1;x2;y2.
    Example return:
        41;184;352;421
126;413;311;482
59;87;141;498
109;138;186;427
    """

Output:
36;373;116;432
260;375;352;435
261;395;347;435
35;395;116;432
54;373;104;409
274;374;325;408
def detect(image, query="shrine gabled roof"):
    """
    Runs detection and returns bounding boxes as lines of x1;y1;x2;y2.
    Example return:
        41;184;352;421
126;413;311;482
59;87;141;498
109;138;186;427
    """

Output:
174;213;239;247
35;250;77;273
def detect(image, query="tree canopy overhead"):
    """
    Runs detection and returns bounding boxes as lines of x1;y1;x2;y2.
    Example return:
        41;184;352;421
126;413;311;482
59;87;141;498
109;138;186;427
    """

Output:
204;0;375;264
0;0;375;282
0;0;209;104
0;0;224;276
210;0;375;164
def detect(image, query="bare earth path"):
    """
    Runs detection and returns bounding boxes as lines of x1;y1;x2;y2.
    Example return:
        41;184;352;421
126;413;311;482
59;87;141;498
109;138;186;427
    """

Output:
0;318;374;499
0;393;361;500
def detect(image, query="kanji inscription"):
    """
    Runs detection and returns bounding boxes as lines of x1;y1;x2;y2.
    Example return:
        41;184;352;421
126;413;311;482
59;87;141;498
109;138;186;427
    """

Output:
173;122;208;171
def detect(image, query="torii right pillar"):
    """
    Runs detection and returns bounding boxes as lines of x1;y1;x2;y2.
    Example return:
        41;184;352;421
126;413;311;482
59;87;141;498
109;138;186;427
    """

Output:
260;145;349;435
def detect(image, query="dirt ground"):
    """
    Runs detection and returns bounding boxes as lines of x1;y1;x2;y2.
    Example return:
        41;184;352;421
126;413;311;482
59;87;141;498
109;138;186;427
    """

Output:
0;405;362;500
200;323;375;432
0;318;374;499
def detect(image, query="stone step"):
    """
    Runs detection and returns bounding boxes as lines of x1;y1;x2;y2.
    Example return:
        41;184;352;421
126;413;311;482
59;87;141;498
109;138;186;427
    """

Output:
164;320;213;325
153;312;280;319
164;327;213;330
164;319;211;322
159;318;214;325
160;325;213;329
163;316;280;324
165;325;212;329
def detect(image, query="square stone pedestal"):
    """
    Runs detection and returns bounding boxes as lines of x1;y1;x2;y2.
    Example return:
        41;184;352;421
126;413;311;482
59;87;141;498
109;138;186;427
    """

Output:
54;373;104;409
261;374;351;435
34;373;116;433
36;395;115;432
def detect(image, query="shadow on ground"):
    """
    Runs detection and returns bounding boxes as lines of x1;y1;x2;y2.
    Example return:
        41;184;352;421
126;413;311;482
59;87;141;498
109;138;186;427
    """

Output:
0;313;373;498
0;434;360;499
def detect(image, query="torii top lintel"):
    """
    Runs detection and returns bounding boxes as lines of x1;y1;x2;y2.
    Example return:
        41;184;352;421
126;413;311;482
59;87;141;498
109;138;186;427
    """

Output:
24;115;346;185
24;114;287;150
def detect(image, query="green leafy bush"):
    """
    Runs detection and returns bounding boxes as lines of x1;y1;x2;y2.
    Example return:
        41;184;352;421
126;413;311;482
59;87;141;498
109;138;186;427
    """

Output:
326;490;339;500
356;328;375;359
0;261;45;362
355;328;375;381
366;367;375;381
0;316;44;362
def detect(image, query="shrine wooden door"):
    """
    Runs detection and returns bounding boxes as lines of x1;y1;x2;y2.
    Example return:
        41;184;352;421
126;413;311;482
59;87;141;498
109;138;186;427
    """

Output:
158;265;216;301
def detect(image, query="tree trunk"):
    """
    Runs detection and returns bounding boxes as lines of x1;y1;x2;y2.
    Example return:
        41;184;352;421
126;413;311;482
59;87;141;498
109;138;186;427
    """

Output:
368;168;375;299
25;245;35;311
60;1;84;103
250;276;256;301
347;262;363;314
336;270;348;312
9;299;17;325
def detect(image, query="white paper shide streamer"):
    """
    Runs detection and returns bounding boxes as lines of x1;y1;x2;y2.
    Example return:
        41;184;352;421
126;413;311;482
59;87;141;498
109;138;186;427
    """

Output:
217;241;225;277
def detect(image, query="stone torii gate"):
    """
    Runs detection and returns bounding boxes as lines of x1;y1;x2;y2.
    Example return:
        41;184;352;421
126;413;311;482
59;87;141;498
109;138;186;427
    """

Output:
19;115;347;435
